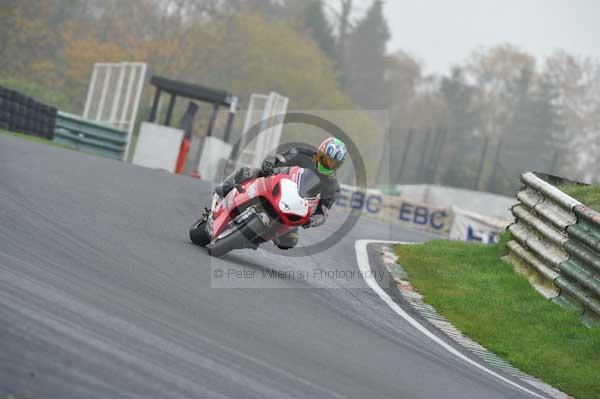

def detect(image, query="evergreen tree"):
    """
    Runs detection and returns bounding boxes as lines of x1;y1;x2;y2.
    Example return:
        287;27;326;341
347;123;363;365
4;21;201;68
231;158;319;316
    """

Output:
335;0;353;74
304;0;336;60
504;67;534;158
439;67;482;188
493;66;564;189
342;0;390;108
532;76;565;174
486;66;534;192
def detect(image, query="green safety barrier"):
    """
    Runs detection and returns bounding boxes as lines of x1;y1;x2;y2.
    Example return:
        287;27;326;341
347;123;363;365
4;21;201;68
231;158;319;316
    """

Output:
508;172;600;327
53;112;127;160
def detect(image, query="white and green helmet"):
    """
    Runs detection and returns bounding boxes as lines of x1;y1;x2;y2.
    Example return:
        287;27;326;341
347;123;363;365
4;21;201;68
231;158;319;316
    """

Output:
316;137;347;175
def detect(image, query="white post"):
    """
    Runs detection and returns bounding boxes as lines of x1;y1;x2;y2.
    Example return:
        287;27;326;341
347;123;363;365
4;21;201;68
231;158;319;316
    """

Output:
83;67;99;119
120;63;137;131
123;63;147;161
109;63;126;125
252;94;276;167
96;66;112;121
239;95;257;153
269;93;288;154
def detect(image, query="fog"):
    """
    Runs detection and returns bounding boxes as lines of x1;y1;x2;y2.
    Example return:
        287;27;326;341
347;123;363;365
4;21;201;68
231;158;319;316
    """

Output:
2;0;599;191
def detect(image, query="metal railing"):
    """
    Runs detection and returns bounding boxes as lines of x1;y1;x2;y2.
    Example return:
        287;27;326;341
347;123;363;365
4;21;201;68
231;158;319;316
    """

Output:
508;172;600;327
53;112;127;160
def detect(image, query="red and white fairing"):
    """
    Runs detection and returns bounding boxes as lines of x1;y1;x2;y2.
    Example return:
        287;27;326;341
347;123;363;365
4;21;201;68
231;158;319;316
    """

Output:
208;166;320;242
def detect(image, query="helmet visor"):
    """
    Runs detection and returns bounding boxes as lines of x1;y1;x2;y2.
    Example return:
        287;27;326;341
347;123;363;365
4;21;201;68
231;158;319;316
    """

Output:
317;153;343;174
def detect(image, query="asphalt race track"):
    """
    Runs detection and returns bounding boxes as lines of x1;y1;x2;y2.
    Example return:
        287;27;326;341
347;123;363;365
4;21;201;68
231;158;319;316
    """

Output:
0;134;547;398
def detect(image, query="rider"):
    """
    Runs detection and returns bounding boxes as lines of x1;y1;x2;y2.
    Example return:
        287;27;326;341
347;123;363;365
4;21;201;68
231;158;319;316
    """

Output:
215;137;348;250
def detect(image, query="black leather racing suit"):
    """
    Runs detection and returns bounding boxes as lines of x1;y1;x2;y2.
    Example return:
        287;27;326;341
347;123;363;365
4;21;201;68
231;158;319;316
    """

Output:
215;146;340;249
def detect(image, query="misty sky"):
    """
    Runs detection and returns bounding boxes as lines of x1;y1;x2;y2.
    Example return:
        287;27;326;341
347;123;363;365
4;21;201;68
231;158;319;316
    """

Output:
382;0;600;75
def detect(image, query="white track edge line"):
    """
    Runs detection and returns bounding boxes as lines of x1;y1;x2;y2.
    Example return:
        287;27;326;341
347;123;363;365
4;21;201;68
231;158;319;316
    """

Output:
355;239;548;399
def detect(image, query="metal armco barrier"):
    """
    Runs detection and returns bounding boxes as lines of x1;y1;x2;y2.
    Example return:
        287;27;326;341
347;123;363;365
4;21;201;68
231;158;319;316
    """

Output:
0;85;57;139
508;172;600;327
53;112;127;160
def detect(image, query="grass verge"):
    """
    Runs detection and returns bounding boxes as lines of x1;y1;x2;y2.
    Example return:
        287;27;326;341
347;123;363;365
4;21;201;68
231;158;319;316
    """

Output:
0;128;72;150
560;184;600;211
394;235;600;399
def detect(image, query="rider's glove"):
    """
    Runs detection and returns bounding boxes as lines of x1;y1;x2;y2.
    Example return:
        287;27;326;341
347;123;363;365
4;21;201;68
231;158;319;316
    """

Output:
261;156;276;175
261;154;286;175
303;214;326;229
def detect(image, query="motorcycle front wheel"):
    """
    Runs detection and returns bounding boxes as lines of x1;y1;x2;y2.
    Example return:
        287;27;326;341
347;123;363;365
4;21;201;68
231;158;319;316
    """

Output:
207;214;267;257
189;217;211;246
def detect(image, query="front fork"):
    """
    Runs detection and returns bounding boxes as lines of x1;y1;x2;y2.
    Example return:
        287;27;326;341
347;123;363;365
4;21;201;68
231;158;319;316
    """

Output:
210;193;219;211
203;193;219;235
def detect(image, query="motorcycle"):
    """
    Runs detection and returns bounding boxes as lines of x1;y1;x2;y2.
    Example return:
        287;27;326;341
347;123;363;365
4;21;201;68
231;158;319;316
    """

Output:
189;166;322;257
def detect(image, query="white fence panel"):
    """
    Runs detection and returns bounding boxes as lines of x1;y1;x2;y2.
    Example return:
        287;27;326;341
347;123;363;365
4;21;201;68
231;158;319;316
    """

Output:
83;62;147;160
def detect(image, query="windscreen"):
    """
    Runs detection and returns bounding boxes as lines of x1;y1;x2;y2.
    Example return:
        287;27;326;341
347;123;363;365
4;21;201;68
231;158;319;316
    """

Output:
297;169;322;199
